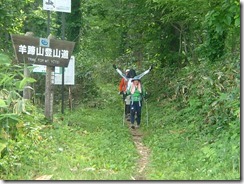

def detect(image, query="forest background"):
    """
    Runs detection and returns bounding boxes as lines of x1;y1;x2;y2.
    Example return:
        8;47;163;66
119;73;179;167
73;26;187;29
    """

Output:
0;0;240;180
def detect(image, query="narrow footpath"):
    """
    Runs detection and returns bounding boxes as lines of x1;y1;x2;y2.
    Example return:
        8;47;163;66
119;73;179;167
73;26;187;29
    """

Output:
126;122;151;180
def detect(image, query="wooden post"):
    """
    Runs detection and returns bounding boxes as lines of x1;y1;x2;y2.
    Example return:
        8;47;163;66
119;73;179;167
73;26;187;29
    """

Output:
61;12;66;114
44;65;55;121
68;86;72;111
23;32;34;100
23;65;32;99
44;34;56;122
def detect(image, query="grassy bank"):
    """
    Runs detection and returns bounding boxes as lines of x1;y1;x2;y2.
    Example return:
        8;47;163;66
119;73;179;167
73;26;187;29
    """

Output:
141;59;240;180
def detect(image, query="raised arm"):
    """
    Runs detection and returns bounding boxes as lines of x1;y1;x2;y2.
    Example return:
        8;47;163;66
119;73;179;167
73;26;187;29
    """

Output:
136;65;153;79
113;64;128;81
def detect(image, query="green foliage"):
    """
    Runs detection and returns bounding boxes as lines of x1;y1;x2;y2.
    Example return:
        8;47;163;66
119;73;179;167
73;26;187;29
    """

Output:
0;104;46;178
70;54;100;104
0;0;35;52
0;0;240;181
0;52;42;165
0;92;138;180
201;0;240;61
143;57;240;180
0;55;240;180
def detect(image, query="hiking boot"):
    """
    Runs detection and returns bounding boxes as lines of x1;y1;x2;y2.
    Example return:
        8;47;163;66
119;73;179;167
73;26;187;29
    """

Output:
126;115;130;121
131;124;135;129
136;124;140;128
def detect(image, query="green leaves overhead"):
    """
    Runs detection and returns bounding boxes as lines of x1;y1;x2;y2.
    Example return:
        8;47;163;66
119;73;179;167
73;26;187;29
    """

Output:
0;0;240;64
78;0;239;66
205;0;240;35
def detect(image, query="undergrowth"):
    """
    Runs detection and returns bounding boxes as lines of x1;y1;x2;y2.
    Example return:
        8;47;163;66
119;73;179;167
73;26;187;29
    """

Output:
142;58;240;180
0;86;139;180
0;57;240;180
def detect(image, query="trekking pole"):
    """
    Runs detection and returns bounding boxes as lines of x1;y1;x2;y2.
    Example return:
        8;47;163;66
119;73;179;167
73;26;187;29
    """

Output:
144;98;148;126
122;103;125;126
122;93;126;126
145;99;149;127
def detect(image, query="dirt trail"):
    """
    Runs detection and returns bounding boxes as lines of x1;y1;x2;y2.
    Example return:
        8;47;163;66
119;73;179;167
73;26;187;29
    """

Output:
126;122;150;180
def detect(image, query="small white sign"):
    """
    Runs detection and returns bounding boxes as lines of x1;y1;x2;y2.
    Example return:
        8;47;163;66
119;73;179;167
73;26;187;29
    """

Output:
43;0;71;13
33;65;46;73
54;56;75;85
32;64;61;73
32;56;75;85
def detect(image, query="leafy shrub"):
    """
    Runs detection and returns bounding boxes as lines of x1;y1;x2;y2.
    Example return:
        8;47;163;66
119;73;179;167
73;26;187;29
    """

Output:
143;57;240;180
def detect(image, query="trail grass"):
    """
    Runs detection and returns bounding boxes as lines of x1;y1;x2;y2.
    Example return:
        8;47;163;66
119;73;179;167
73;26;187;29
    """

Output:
2;88;139;180
140;60;240;180
1;62;240;180
141;100;240;180
42;111;136;180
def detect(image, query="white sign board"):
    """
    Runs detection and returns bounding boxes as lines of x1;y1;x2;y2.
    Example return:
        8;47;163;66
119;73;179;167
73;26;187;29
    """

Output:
32;64;60;73
32;56;75;85
54;56;75;85
33;64;46;73
43;0;71;13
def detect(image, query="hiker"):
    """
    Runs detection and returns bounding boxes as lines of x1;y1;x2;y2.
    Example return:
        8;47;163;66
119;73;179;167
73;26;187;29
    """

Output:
127;76;146;129
118;69;130;98
118;69;130;118
113;64;152;91
113;64;152;121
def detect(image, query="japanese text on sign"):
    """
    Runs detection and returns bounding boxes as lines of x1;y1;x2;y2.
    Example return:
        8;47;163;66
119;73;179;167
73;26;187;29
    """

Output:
18;45;69;59
11;34;75;67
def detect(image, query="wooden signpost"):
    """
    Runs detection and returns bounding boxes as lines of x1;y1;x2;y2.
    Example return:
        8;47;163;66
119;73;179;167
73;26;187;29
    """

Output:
11;34;75;121
11;34;75;67
11;0;73;122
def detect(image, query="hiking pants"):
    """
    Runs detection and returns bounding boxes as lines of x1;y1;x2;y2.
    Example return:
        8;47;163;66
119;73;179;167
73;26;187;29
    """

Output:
130;101;142;125
124;95;131;116
125;104;130;115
